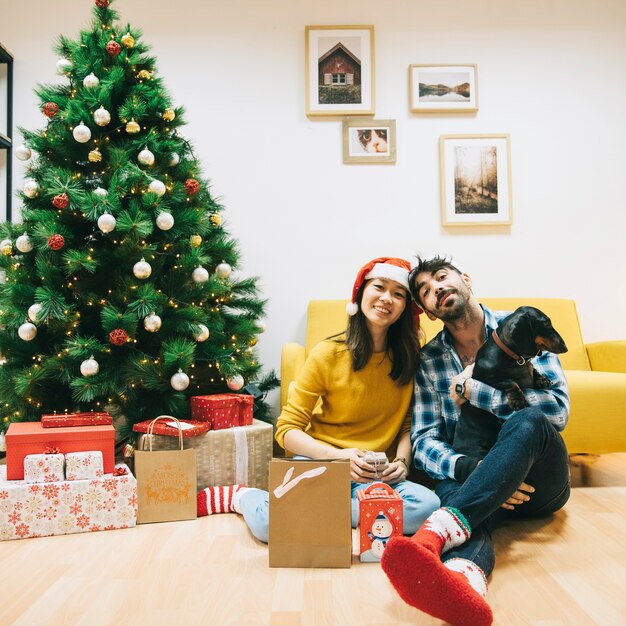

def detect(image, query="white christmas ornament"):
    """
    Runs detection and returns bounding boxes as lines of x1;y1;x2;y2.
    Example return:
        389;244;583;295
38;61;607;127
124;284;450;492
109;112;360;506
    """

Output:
256;320;267;333
137;147;155;166
144;312;162;332
148;179;166;196
93;106;111;127
18;322;37;341
97;212;116;233
93;187;108;197
227;374;245;391
80;355;100;377
23;179;39;198
168;153;180;166
56;58;73;74
28;303;43;322
72;121;92;143
216;262;232;279
133;258;152;279
16;234;33;253
83;72;100;88
170;369;190;391
193;324;210;342
156;212;174;231
15;145;32;161
192;266;209;284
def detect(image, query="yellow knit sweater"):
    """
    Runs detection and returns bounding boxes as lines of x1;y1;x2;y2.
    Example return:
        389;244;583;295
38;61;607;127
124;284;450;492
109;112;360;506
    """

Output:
275;339;413;458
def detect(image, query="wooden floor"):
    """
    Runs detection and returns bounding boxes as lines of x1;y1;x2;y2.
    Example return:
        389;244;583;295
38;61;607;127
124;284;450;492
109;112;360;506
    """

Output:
1;454;625;626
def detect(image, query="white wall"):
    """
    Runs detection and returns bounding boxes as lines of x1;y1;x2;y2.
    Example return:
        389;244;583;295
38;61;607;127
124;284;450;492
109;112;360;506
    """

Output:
3;0;625;414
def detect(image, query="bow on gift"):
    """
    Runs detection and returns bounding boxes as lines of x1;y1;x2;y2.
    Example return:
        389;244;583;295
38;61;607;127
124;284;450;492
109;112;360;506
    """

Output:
44;446;61;454
112;466;128;476
273;466;327;499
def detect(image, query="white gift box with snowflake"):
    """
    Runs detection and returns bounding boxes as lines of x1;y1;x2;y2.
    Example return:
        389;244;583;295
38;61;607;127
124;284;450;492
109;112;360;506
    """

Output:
0;465;137;541
65;450;104;481
23;453;65;484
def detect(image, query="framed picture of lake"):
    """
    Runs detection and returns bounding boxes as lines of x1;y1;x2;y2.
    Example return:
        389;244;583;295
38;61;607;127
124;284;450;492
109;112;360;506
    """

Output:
409;64;478;113
305;25;375;116
439;134;512;226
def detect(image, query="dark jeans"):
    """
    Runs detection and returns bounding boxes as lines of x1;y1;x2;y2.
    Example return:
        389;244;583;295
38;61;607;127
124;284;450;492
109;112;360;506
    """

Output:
435;407;571;577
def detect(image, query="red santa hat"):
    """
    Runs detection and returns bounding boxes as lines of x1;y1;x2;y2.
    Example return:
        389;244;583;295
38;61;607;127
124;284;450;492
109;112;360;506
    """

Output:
346;257;411;316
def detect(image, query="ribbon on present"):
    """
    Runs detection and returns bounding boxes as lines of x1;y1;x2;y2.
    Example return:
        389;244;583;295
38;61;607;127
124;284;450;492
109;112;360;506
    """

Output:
112;466;128;476
45;446;61;454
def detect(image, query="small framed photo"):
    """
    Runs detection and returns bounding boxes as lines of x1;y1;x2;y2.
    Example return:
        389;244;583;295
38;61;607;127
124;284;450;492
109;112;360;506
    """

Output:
305;25;375;116
343;119;396;164
409;64;478;113
440;134;512;226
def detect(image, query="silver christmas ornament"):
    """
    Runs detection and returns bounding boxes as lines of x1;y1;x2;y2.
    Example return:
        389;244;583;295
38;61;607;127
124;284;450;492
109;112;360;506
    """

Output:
168;152;180;166
143;312;162;332
93;187;108;197
97;212;116;233
193;324;210;342
156;212;174;231
28;303;43;322
83;72;100;88
256;320;267;333
72;121;92;143
80;355;100;377
227;374;245;391
93;106;111;127
148;179;166;196
23;179;39;198
18;322;37;341
16;234;33;253
192;266;209;284
56;58;73;75
15;145;32;161
170;369;190;391
133;258;152;279
216;262;232;279
137;147;155;166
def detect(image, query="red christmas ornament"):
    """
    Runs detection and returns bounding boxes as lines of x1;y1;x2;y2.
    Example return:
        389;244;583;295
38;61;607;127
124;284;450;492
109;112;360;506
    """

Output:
184;178;200;195
43;102;59;118
47;234;65;251
105;41;121;57
109;328;128;346
52;193;69;209
95;0;110;7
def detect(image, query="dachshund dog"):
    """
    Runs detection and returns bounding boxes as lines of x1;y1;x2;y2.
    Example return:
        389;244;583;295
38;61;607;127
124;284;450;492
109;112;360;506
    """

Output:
453;306;568;458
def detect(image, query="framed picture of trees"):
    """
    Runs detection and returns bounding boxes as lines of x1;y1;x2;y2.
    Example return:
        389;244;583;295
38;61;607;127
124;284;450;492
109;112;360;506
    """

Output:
439;134;512;226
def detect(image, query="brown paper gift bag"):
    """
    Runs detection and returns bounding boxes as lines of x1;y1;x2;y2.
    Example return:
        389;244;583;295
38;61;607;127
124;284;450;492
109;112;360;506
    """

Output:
268;458;352;568
135;416;197;524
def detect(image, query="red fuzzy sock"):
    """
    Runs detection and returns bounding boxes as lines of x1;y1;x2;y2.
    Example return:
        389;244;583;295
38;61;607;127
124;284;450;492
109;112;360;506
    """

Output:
381;539;492;626
197;485;244;516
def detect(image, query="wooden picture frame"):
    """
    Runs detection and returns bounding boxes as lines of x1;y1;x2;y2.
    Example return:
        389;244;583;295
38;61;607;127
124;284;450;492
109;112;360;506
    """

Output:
409;64;478;113
305;25;375;116
342;119;396;164
440;134;512;226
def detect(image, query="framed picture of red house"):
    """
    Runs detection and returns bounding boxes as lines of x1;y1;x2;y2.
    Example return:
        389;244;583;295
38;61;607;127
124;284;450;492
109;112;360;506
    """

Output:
305;25;375;116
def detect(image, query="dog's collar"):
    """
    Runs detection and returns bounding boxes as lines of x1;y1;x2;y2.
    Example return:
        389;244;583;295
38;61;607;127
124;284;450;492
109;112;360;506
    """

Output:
492;329;531;365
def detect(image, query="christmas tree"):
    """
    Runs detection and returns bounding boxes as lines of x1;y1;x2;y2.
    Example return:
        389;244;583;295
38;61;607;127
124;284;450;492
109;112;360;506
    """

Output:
0;0;277;437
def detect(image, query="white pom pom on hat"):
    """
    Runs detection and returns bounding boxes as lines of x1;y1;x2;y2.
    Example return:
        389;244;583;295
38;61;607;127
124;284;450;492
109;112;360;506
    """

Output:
346;257;411;316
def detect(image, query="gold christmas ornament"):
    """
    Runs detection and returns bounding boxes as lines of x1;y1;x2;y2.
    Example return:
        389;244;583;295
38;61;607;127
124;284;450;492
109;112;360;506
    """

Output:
121;32;135;48
162;108;175;122
189;235;202;248
248;337;258;347
125;119;141;134
209;213;222;226
137;69;151;80
88;148;103;163
0;239;13;256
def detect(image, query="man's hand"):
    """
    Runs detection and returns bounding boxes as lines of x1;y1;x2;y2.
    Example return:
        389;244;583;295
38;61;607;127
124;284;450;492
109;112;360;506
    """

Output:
450;364;475;407
340;448;377;483
501;481;535;510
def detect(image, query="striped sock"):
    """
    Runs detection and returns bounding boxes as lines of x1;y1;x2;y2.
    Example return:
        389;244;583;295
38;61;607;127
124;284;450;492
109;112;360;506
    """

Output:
197;485;245;516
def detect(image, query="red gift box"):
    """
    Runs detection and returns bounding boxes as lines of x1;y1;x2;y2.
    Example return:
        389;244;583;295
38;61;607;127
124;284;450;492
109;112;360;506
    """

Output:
190;394;254;429
356;483;403;562
5;422;115;480
132;418;212;438
41;411;113;428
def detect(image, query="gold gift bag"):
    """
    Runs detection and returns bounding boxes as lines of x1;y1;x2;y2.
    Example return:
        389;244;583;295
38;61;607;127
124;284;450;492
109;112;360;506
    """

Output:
135;416;197;524
268;458;352;568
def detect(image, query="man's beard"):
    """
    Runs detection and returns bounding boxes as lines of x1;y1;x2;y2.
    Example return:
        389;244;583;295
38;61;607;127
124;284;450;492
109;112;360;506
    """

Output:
432;288;471;322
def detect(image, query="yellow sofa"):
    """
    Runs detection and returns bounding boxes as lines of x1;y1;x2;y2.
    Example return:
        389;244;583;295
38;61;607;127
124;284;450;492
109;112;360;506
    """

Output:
280;298;626;455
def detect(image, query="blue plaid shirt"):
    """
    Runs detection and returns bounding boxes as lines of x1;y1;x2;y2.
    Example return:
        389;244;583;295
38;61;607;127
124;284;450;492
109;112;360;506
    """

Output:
411;306;570;480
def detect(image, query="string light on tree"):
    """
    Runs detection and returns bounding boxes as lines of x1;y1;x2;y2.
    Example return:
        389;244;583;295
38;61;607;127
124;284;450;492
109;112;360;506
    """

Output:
93;106;111;126
97;212;116;233
193;324;210;342
227;374;245;391
170;369;190;391
133;258;152;279
156;212;174;230
137;147;155;166
143;312;162;332
18;322;37;342
83;72;100;88
73;121;92;143
27;303;43;322
23;179;39;198
15;145;32;161
192;266;209;284
80;355;100;377
16;234;33;253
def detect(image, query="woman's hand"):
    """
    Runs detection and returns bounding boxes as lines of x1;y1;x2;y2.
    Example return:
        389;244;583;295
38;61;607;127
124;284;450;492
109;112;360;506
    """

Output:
381;459;408;484
340;448;378;483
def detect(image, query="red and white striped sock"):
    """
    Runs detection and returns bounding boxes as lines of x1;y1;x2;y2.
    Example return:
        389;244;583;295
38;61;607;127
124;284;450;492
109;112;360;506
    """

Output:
197;485;245;516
